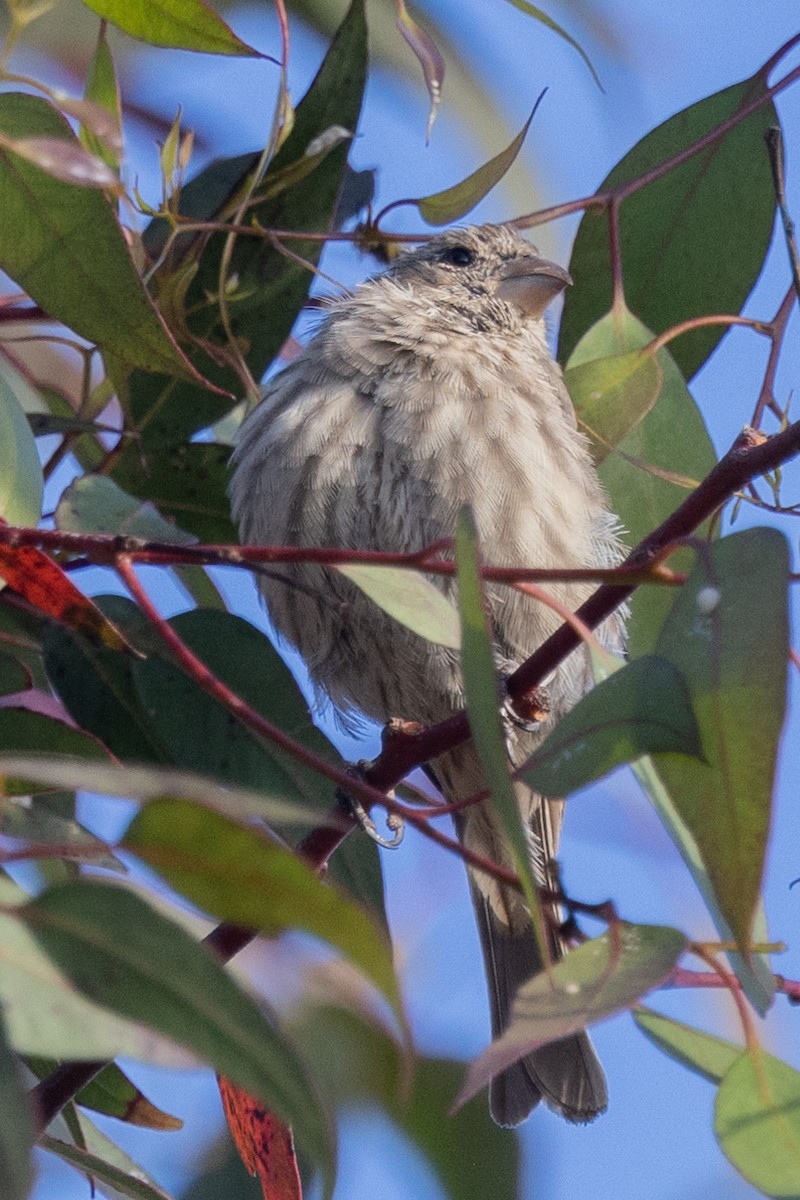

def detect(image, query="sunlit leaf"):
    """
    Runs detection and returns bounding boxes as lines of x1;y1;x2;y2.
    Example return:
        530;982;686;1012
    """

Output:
456;924;685;1110
81;0;261;56
337;564;460;648
715;1053;800;1197
522;655;701;795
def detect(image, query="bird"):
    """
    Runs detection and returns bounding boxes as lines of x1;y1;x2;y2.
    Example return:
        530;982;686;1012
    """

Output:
229;222;625;1127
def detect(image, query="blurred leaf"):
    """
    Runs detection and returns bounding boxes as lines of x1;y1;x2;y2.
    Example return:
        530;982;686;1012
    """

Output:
124;798;403;1018
80;22;123;169
503;1;602;89
559;73;777;379
455;509;544;946
0;364;43;528
395;0;444;142
634;1008;743;1084
0;878;187;1063
44;1100;173;1200
0;93;205;381
218;1076;302;1200
131;0;367;447
0;544;130;651
336;564;461;648
28;1056;182;1129
653;530;787;982
0;707;109;759
81;0;261;55
0;1011;33;1200
416;102;538;226
0;793;122;871
457;924;686;1110
111;442;235;543
522;655;701;795
56;475;196;543
0;134;118;188
715;1053;800;1197
39;1134;172;1200
565;307;663;460
0;652;31;695
23;881;335;1183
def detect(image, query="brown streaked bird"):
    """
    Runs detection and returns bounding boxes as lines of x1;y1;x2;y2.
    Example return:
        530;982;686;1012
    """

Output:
230;223;624;1127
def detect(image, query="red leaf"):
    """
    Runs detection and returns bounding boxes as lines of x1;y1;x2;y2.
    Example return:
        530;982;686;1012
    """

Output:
218;1075;303;1200
0;541;130;652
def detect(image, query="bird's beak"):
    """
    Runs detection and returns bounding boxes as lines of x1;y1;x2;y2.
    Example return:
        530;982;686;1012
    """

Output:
495;257;572;319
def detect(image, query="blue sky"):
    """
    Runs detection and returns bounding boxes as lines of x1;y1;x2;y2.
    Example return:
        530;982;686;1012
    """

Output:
21;2;800;1198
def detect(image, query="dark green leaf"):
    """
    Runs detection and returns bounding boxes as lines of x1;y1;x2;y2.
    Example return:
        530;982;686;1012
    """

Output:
654;529;788;994
81;0;261;55
23;881;335;1182
523;655;701;795
124;798;402;1017
0;93;201;381
56;475;196;543
0;707;110;761
715;1053;800;1197
0;1011;34;1200
0;652;31;696
28;1057;182;1129
111;442;235;543
457;924;685;1110
130;0;367;446
559;74;777;379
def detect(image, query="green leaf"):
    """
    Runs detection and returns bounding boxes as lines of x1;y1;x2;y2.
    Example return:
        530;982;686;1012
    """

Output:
131;0;367;446
570;305;717;655
564;307;663;461
111;442;236;543
0;361;44;527
55;475;196;543
715;1053;800;1197
130;609;341;820
0;793;122;871
503;1;602;89
40;1134;172;1200
28;1057;182;1129
22;881;335;1183
0;652;31;696
634;1008;742;1085
336;564;461;648
395;0;445;142
654;529;788;978
81;0;261;55
0;93;201;381
559;73;777;379
80;21;123;170
454;509;544;949
0;1012;33;1200
0;755;336;831
416;103;537;226
456;923;686;1110
522;655;701;795
124;798;402;1020
0;707;110;760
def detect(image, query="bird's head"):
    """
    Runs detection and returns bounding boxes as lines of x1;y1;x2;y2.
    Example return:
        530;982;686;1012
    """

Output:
387;224;571;324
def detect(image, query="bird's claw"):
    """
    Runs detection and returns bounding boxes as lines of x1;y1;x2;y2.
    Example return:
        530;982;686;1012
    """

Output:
501;680;551;733
337;765;405;849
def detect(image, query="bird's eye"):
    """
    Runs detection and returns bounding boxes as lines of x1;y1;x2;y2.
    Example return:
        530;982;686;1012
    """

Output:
440;245;475;267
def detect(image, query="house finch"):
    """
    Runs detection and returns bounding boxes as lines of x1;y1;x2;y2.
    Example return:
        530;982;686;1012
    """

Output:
230;223;624;1127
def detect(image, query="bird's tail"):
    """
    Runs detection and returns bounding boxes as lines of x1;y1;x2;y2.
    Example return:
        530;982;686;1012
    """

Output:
441;743;607;1127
